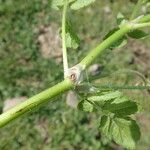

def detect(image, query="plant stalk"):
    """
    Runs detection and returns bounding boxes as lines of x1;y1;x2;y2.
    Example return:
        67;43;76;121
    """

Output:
0;14;150;128
0;79;73;127
80;25;132;68
62;0;69;78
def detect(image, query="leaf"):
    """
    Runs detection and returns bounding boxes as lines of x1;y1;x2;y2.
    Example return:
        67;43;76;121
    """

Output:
117;12;126;26
65;21;80;49
51;0;63;10
78;100;94;112
70;0;96;10
103;28;127;49
128;29;149;39
99;116;141;149
51;0;75;10
103;99;138;116
88;91;123;102
99;116;112;139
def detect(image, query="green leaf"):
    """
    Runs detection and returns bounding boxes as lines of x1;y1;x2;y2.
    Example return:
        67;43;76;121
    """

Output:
128;29;149;39
88;91;123;102
70;0;96;10
99;116;112;139
117;12;126;26
142;0;150;4
78;100;94;112
65;21;80;49
103;28;127;49
99;116;141;149
103;99;138;116
51;0;75;10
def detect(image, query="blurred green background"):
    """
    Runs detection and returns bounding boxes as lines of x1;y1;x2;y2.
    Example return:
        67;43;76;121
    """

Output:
0;0;150;149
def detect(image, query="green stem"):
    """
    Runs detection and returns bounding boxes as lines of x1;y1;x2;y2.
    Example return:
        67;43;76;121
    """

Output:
0;79;73;127
139;14;150;23
130;0;143;20
94;84;150;90
62;0;68;78
133;22;150;29
80;25;132;68
1;14;150;128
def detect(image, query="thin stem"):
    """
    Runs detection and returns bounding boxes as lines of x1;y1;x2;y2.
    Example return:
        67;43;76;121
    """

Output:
94;84;150;90
0;79;73;127
139;14;150;23
130;0;143;20
62;0;69;78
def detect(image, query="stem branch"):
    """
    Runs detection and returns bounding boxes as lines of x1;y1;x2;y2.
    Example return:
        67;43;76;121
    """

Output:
62;0;69;78
0;13;150;128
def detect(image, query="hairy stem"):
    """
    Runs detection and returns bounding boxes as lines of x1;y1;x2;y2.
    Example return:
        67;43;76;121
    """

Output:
62;0;69;78
0;79;73;127
94;84;150;90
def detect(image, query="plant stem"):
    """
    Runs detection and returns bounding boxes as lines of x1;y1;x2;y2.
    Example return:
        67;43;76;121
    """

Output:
94;84;150;90
0;79;73;127
134;22;150;29
139;14;150;23
130;0;143;20
80;25;132;68
0;14;150;128
62;0;69;78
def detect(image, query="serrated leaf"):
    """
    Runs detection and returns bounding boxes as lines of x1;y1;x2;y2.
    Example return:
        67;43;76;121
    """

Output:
88;91;123;102
99;116;112;139
103;99;138;116
51;0;75;10
65;21;80;49
99;116;141;149
103;28;127;49
78;100;94;112
111;117;141;149
128;29;148;39
70;0;96;10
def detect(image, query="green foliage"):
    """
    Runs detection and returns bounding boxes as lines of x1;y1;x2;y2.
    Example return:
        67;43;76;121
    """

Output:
128;29;149;39
51;0;75;10
51;0;96;10
70;0;96;10
78;100;94;112
1;0;150;149
78;90;140;148
99;116;141;149
116;12;127;26
65;21;80;49
88;91;123;102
